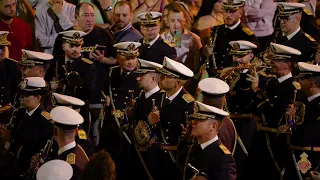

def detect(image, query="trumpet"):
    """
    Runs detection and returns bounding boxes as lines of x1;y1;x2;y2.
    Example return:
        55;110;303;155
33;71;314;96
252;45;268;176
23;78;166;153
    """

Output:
20;138;53;179
4;105;20;132
62;65;82;88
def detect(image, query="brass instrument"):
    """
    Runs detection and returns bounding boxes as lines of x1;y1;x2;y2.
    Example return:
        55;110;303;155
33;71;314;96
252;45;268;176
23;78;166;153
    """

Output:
187;163;209;179
99;90;108;129
278;90;305;135
20;138;53;179
4;105;20;132
62;65;82;88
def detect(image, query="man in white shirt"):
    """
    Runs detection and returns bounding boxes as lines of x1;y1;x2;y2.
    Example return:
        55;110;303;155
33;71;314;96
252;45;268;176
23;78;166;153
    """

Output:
35;0;76;54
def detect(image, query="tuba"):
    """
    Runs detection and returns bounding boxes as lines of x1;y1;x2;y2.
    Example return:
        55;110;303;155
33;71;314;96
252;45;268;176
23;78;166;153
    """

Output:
20;137;53;179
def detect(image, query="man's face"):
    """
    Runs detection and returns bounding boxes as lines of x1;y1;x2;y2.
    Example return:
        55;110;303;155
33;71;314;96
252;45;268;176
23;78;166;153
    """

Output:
20;95;40;110
280;14;299;34
77;4;95;33
117;55;137;72
0;0;16;20
168;11;185;35
191;119;215;137
136;73;153;89
269;60;288;76
159;74;178;91
113;4;132;29
141;24;160;42
232;53;253;65
62;43;82;59
22;66;43;78
223;8;242;26
0;46;7;60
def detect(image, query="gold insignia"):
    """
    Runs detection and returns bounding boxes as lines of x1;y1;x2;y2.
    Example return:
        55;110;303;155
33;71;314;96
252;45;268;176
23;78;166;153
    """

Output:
219;144;231;155
81;57;94;64
78;129;87;140
305;33;316;42
127;43;136;51
232;42;240;51
297;152;312;174
266;45;276;56
182;94;194;103
41;111;51;120
242;27;254;36
22;51;28;61
66;153;76;164
303;8;312;16
194;103;200;113
292;81;301;90
73;32;80;40
163;39;174;47
20;79;28;89
145;12;153;21
226;0;233;5
0;32;10;46
278;4;284;13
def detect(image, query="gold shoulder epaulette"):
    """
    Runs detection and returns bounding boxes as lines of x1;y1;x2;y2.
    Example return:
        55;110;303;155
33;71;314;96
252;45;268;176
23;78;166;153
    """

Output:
292;81;301;90
81;58;94;64
41;111;51;120
6;57;18;63
303;8;312;15
304;33;316;42
219;144;231;155
78;129;87;140
242;27;254;36
160;89;166;93
66;153;76;164
182;94;194;103
163;39;174;47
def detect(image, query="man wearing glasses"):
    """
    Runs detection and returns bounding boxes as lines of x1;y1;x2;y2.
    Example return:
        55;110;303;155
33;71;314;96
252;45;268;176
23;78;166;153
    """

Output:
272;2;318;63
202;0;259;76
137;12;177;64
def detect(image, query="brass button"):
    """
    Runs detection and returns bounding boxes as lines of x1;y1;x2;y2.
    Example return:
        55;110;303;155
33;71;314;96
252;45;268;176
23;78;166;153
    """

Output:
114;94;117;96
166;137;169;140
112;88;115;90
125;96;128;99
167;122;170;124
124;102;127;105
166;129;169;132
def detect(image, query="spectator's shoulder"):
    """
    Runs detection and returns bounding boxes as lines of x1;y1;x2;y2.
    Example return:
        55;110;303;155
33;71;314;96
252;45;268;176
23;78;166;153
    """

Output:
35;3;50;15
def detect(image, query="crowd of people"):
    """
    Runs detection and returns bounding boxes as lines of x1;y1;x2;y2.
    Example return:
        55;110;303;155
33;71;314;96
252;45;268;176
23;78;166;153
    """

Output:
0;0;320;179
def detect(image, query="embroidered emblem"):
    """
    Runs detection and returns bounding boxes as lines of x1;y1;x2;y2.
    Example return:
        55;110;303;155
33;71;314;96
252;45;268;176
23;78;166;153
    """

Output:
66;153;76;164
232;42;240;51
145;12;153;21
292;81;301;90
41;111;51;120
127;43;136;51
22;51;28;61
278;4;284;13
78;129;87;140
20;79;28;89
226;0;233;5
297;152;312;174
219;144;231;154
73;32;81;40
182;94;194;103
266;45;276;56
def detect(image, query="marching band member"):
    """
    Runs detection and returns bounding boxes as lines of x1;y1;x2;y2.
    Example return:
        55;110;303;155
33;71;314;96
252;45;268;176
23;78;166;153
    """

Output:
0;77;53;179
0;31;22;124
36;160;73;180
49;106;89;180
177;101;236;180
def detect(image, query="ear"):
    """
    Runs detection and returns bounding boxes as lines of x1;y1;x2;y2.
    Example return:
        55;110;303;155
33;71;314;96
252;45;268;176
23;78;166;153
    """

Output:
310;80;317;88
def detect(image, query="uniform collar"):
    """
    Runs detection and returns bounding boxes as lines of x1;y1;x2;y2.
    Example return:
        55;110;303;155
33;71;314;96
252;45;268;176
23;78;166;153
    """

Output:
144;34;160;46
200;135;218;149
285;27;301;40
65;56;74;64
167;87;183;101
278;72;292;83
58;141;76;155
226;20;241;30
307;92;320;102
145;85;160;99
26;104;40;116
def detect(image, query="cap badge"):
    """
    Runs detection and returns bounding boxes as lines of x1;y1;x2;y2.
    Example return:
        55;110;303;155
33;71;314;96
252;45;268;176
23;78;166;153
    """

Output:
20;79;28;89
266;45;276;56
194;103;200;113
0;33;8;42
163;59;167;67
226;0;233;5
22;51;28;61
278;4;284;13
232;42;240;51
127;43;136;51
145;12;153;21
73;32;81;40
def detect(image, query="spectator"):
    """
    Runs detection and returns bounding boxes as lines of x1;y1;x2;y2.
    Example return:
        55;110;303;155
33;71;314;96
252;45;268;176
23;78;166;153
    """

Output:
194;0;224;31
130;0;169;24
0;0;32;61
80;150;116;180
35;0;76;54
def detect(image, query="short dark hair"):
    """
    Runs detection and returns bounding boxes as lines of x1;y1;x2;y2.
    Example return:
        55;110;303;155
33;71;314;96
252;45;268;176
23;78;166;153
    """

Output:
114;1;132;12
75;2;94;16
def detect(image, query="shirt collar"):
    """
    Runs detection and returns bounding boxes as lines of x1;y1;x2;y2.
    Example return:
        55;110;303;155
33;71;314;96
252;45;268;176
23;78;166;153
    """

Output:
65;56;74;64
144;34;160;46
200;135;219;149
145;85;160;99
58;141;76;155
307;92;320;102
26;104;40;116
278;72;292;83
226;20;241;30
112;23;132;34
167;87;183;101
286;27;301;40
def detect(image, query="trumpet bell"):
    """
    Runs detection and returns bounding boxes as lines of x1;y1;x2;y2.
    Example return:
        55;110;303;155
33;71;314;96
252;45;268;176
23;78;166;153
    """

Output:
65;71;82;88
